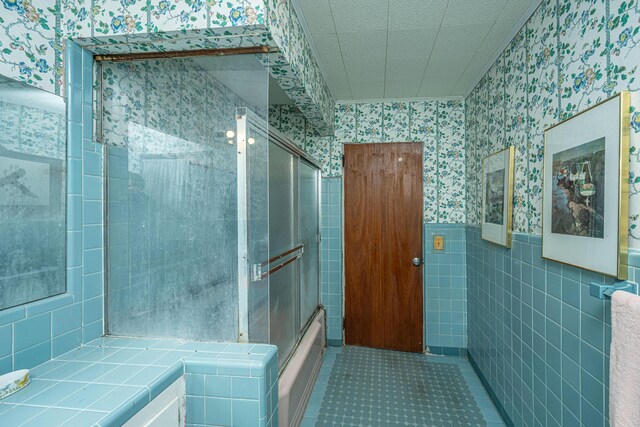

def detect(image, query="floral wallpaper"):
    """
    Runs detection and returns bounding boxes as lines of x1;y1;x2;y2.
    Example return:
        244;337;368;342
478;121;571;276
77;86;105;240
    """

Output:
334;100;466;224
61;0;265;39
466;0;640;248
0;0;336;134
271;100;467;223
0;0;64;95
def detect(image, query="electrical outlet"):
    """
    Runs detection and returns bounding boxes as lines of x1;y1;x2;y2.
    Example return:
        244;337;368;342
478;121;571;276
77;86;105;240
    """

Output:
433;235;445;252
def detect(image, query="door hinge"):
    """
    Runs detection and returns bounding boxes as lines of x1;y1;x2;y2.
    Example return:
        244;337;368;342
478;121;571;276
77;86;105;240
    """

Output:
341;155;345;167
342;318;345;330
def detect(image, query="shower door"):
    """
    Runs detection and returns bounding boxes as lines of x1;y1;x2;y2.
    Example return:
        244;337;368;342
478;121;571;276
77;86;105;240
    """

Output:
298;161;320;331
243;120;321;368
268;142;299;365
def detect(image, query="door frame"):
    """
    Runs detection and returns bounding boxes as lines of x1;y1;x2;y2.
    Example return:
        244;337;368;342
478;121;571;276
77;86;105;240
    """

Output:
340;142;426;352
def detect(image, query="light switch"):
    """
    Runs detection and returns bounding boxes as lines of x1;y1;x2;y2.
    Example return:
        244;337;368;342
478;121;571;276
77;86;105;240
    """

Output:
433;235;445;251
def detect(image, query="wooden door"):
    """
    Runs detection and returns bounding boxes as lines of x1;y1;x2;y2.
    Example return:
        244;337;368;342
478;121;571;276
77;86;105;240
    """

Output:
344;143;423;352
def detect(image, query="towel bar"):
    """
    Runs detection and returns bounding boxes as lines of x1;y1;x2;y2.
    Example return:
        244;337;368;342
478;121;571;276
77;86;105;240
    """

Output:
589;282;639;300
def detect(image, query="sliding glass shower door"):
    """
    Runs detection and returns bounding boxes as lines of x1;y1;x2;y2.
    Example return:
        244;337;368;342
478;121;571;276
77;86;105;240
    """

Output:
299;162;320;331
244;117;322;368
268;142;299;365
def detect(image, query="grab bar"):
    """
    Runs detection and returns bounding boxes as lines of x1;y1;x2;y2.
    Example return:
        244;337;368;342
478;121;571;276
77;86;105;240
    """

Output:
252;245;304;281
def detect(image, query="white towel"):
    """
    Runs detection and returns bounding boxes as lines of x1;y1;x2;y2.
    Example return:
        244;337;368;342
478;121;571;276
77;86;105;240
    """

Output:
610;291;640;427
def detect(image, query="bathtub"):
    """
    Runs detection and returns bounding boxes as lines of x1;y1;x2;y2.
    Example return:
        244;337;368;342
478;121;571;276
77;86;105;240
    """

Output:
278;308;326;427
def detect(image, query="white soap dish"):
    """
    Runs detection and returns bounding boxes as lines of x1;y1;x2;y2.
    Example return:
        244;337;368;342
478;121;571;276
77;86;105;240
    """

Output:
0;370;30;400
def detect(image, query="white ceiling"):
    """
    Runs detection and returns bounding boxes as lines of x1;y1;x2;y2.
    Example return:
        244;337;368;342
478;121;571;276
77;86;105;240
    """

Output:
295;0;540;101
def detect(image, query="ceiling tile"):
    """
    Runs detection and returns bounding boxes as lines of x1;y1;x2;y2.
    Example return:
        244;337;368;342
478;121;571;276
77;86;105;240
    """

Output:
294;0;537;100
386;29;439;59
322;59;349;77
432;24;493;55
385;57;429;82
442;0;508;26
417;77;459;97
498;0;537;22
338;31;387;62
297;0;336;34
452;72;479;95
325;75;352;99
344;57;386;83
387;0;447;30
329;0;389;33
424;58;466;79
472;19;520;62
350;80;385;99
384;80;421;98
313;33;342;59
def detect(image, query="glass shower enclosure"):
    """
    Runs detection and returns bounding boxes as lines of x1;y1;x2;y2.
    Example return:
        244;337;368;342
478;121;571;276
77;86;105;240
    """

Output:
101;53;321;368
245;113;322;367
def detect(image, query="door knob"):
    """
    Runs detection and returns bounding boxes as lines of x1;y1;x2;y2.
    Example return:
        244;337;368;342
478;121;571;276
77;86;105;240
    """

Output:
412;258;422;266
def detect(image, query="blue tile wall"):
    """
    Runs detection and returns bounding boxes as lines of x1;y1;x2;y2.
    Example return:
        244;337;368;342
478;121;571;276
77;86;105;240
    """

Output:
466;225;640;427
0;42;103;375
321;177;343;346
184;347;279;427
425;224;467;351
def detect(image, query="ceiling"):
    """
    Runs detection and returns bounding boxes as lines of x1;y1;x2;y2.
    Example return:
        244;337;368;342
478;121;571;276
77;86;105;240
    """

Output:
295;0;540;101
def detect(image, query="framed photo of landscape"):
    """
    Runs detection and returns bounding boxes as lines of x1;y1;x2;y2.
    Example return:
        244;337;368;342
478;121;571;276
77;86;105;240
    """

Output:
543;92;630;279
482;147;515;248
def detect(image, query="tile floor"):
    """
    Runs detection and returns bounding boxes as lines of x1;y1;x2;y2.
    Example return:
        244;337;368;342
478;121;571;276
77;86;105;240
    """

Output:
302;346;505;427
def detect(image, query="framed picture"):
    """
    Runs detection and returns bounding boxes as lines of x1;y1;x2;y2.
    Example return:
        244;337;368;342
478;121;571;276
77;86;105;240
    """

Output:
482;146;515;248
543;92;630;279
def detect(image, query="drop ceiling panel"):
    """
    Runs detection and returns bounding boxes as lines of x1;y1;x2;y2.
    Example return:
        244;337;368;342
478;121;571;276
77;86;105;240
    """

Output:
312;33;342;60
388;0;448;30
385;80;422;98
418;77;459;97
298;0;335;34
338;31;387;62
498;0;535;21
350;80;385;99
295;0;540;100
386;29;439;59
453;73;481;95
442;0;508;26
329;0;389;33
385;57;429;82
433;24;494;54
344;58;386;83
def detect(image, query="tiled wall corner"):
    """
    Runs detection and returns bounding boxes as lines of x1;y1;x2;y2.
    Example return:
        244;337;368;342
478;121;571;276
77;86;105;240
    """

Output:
321;177;343;346
184;347;279;427
0;42;102;375
425;224;467;352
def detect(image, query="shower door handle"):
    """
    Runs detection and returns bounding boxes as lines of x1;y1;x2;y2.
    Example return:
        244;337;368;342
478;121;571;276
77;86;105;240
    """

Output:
252;245;304;281
412;257;422;267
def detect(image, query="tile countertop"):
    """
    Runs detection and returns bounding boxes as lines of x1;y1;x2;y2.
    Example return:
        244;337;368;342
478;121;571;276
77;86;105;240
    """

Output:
0;337;278;426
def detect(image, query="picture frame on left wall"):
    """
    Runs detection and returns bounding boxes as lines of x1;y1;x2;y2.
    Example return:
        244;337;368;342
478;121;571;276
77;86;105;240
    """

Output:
542;92;630;279
482;146;515;248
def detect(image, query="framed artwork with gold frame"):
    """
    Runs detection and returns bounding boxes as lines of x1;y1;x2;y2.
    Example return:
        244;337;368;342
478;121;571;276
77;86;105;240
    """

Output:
482;147;515;248
542;92;630;279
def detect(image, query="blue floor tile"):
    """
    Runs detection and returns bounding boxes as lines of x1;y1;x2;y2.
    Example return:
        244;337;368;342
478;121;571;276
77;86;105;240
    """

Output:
304;346;506;427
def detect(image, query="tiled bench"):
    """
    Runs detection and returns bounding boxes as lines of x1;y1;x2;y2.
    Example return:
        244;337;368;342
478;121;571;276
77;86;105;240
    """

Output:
0;337;278;427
